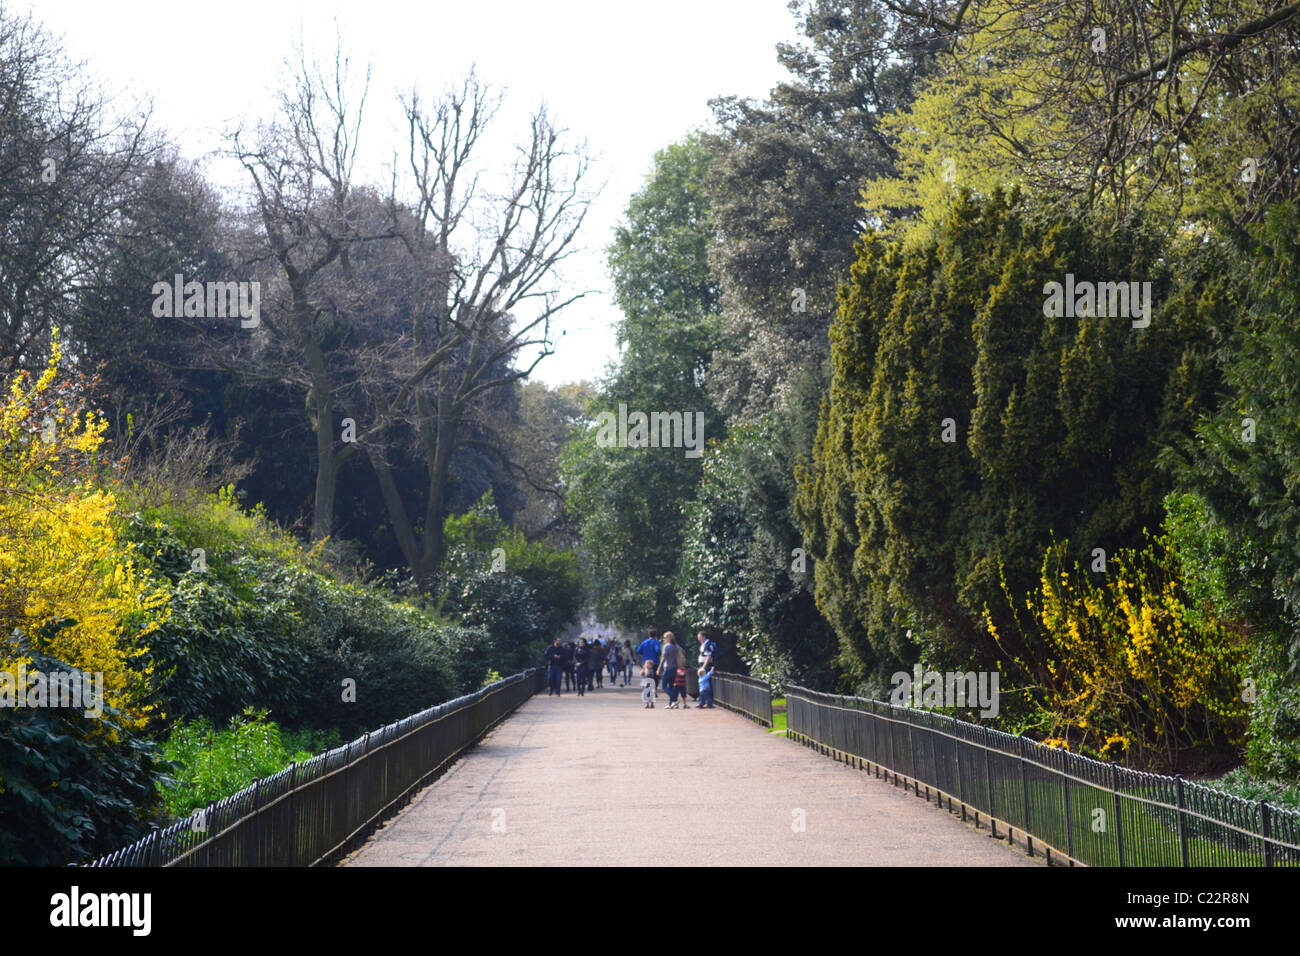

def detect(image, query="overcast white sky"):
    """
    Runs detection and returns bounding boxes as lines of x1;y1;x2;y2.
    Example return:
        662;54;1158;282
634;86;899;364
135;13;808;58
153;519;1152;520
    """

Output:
19;0;803;386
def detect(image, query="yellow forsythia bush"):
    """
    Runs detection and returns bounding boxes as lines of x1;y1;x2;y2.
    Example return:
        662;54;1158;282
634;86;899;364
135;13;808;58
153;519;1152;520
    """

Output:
0;333;170;730
991;532;1249;768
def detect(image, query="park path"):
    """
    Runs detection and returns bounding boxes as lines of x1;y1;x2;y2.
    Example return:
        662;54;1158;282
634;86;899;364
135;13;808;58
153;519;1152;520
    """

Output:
343;681;1038;867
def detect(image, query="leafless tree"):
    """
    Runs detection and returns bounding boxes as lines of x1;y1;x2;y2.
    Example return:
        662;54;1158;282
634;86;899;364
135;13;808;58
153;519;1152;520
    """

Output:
225;36;396;541
349;72;594;588
0;6;161;371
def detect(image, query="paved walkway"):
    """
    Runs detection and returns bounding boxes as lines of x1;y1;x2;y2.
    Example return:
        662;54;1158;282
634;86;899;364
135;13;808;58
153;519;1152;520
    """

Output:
343;682;1038;866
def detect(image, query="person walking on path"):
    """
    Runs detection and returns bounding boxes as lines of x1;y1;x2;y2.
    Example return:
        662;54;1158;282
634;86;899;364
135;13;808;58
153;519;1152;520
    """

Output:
607;642;621;687
591;639;605;689
622;640;635;685
640;659;656;708
544;636;566;696
696;631;716;708
573;638;591;696
636;629;662;696
657;632;684;709
563;641;576;692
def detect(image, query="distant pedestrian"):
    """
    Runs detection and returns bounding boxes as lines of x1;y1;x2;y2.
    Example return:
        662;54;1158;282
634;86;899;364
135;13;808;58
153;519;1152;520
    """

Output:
622;640;634;685
636;629;662;696
696;631;716;708
544;636;566;696
640;660;655;708
563;641;576;691
591;639;605;689
658;631;685;709
574;638;591;696
607;642;619;686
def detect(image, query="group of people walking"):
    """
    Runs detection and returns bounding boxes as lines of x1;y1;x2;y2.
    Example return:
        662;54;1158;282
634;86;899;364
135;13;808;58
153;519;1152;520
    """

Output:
543;635;636;695
542;628;716;710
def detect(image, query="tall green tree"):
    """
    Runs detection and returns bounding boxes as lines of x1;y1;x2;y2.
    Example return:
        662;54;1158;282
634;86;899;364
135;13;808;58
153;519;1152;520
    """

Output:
678;365;840;689
1178;203;1300;669
563;134;721;626
795;190;1223;672
702;0;934;420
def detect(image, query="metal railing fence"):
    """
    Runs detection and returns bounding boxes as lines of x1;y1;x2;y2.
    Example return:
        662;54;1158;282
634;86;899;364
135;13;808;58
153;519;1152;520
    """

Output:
785;684;1300;867
87;668;546;867
713;671;773;726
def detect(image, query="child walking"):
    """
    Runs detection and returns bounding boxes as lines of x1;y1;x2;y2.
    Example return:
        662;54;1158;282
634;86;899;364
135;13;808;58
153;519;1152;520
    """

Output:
640;660;655;708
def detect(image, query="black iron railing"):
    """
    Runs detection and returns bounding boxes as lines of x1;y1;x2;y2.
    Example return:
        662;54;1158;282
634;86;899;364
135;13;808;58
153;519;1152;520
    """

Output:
785;684;1300;867
87;668;546;867
713;671;773;727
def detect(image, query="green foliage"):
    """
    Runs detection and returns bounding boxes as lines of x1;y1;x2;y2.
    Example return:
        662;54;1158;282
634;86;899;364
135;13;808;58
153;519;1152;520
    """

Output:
159;707;323;818
0;649;164;865
1164;205;1300;778
435;545;547;676
502;380;595;546
1207;768;1300;813
861;0;1300;243
795;191;1222;674
607;132;719;332
1178;204;1300;667
1243;659;1300;781
703;0;932;419
438;492;581;671
564;135;723;626
678;367;839;691
126;491;481;738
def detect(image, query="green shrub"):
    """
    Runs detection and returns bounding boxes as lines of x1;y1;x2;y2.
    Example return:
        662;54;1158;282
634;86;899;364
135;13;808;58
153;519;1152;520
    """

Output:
436;546;548;676
159;707;316;818
1244;662;1300;782
1206;767;1300;812
0;647;164;865
125;493;484;737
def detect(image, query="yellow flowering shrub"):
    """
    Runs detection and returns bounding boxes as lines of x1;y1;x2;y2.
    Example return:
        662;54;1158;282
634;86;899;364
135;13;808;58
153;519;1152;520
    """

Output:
0;334;170;730
990;532;1249;768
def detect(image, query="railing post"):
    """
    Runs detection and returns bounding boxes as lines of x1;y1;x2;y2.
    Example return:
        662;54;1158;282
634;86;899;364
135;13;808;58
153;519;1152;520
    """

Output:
868;700;877;773
887;706;897;784
984;726;996;832
1260;800;1273;868
1019;735;1033;856
1061;758;1073;863
1175;775;1190;868
1112;763;1124;867
287;761;298;866
909;712;920;790
952;715;965;821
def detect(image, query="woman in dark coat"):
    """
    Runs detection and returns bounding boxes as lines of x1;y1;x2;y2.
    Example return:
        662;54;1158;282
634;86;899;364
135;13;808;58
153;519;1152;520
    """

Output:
573;639;591;696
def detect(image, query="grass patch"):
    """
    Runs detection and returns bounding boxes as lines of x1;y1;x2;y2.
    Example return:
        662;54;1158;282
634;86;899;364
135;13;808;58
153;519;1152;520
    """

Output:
768;697;787;734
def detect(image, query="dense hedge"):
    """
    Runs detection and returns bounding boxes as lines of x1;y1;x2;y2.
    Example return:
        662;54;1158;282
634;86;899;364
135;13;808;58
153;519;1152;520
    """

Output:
128;495;495;738
794;190;1223;676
